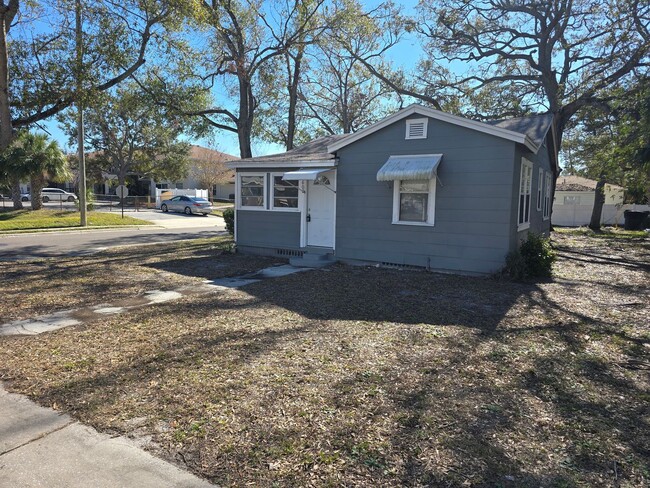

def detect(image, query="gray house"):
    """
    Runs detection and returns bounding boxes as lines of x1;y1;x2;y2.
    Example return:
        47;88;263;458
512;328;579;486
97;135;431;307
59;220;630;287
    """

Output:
228;105;557;274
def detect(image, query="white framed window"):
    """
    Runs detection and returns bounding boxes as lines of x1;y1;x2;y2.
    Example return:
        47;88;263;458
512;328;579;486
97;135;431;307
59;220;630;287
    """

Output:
518;159;533;230
537;168;544;211
237;173;266;209
271;173;300;211
392;179;436;226
405;118;428;140
544;172;552;220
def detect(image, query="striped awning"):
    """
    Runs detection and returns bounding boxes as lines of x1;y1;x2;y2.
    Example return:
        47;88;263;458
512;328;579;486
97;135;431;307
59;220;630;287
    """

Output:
376;154;443;181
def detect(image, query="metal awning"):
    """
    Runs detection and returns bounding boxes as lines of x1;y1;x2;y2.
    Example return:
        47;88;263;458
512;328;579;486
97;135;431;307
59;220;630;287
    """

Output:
376;154;443;181
282;168;331;181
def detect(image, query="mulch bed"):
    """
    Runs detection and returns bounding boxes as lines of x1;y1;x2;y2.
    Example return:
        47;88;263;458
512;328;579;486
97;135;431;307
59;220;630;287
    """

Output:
1;232;648;487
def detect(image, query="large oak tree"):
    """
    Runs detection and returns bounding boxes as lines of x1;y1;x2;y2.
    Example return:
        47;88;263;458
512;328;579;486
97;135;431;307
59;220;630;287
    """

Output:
0;0;185;207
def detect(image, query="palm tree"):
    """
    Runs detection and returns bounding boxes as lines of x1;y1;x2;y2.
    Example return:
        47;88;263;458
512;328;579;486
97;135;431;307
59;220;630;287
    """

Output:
14;133;70;210
0;143;28;210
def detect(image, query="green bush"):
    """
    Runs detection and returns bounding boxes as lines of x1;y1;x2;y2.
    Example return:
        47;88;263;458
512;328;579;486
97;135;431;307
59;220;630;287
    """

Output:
75;187;95;211
222;207;234;235
504;233;555;280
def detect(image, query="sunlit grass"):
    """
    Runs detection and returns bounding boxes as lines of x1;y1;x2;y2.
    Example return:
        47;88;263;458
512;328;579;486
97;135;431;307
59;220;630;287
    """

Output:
0;209;152;231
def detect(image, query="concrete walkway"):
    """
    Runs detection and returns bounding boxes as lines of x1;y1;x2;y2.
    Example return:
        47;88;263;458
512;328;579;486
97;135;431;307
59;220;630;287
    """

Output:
0;385;212;487
0;265;311;337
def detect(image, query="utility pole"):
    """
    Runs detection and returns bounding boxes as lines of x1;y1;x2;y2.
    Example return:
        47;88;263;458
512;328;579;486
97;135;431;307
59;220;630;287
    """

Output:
76;0;87;226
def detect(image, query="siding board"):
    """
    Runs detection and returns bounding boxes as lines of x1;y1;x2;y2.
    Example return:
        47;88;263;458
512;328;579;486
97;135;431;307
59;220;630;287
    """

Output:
335;114;517;274
237;210;301;248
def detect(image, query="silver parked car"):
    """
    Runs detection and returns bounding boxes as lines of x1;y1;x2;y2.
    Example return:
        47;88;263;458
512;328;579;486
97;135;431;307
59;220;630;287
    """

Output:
160;196;213;216
41;188;78;202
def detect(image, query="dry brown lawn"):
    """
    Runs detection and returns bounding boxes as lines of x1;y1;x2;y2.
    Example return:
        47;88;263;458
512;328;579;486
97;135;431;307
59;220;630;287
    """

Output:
1;231;648;487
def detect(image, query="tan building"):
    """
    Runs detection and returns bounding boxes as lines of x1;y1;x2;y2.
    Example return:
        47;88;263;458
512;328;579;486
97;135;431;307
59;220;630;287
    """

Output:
554;175;624;207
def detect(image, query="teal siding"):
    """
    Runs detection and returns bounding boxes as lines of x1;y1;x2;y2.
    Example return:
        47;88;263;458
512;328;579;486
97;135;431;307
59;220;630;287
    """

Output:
335;115;518;274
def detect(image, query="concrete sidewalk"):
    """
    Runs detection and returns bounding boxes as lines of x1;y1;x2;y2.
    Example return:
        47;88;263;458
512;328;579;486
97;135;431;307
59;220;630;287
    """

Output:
0;385;213;488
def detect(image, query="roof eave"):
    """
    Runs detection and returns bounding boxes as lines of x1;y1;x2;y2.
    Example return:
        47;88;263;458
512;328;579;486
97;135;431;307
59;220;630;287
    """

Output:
227;159;338;169
327;104;541;153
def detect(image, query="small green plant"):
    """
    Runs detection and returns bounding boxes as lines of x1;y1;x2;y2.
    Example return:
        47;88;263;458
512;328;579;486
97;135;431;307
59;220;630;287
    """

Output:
222;207;234;235
75;187;95;211
504;233;556;279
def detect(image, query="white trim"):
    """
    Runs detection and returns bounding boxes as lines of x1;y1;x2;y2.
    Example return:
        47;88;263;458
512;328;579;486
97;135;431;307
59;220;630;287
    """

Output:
328;104;539;153
391;178;436;226
543;171;552;221
331;171;337;251
270;172;300;212
305;170;337;248
236;172;267;211
228;160;337;169
405;118;428;139
299;181;307;247
537;167;544;211
517;159;533;231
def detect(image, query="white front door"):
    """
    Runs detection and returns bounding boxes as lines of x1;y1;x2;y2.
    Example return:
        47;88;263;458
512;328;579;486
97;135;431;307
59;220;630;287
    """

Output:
306;172;335;248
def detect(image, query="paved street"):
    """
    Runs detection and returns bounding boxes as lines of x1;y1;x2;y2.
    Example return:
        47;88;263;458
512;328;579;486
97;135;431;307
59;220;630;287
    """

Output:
0;211;227;260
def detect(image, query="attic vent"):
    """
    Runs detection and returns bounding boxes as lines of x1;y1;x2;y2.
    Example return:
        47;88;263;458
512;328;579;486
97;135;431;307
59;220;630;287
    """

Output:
406;118;428;140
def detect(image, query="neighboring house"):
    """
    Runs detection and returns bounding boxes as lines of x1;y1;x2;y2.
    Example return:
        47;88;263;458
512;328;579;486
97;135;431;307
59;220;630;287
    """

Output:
552;175;631;227
554;175;624;207
228;104;557;275
89;145;238;199
149;145;237;200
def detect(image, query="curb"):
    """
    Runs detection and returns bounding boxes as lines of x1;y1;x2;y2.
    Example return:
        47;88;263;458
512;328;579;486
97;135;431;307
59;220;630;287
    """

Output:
0;225;163;237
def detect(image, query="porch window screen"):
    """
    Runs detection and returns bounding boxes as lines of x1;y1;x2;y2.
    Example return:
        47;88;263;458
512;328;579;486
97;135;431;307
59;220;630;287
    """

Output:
273;176;299;208
399;180;429;222
241;175;264;207
518;159;533;229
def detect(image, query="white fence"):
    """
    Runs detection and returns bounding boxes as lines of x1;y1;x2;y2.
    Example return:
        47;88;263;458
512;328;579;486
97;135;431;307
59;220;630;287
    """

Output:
155;188;209;208
552;203;650;227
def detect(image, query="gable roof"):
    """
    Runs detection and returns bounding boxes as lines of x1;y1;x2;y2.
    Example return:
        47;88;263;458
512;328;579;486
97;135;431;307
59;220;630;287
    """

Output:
228;105;557;169
327;104;554;154
189;145;238;162
483;113;554;149
228;134;348;168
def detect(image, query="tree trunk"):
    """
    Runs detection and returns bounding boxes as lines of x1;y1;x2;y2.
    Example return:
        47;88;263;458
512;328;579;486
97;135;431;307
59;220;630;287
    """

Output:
30;173;44;210
0;4;15;154
237;79;253;159
10;174;22;209
547;113;565;229
589;177;606;231
286;50;303;150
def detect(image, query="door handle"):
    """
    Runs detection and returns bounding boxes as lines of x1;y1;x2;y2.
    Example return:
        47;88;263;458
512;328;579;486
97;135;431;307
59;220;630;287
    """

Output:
306;214;311;222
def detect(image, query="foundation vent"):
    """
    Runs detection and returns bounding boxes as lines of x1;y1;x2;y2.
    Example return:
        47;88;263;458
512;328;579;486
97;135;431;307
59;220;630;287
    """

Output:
275;248;304;257
379;262;424;271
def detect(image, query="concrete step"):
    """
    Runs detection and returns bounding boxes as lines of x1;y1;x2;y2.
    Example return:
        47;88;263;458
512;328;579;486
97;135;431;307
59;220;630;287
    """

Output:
290;252;335;268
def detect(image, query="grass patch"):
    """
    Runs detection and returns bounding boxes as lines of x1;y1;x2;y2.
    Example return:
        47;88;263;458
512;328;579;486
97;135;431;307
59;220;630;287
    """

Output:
555;226;648;239
0;209;153;231
1;232;649;486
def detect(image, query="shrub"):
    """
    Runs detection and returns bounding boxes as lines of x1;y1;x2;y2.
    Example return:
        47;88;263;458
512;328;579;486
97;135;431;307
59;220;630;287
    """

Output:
75;188;95;211
222;207;234;235
504;233;555;280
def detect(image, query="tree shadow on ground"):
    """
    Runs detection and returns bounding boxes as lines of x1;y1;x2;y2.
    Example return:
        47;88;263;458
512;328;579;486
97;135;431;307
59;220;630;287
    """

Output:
235;264;531;332
3;233;648;487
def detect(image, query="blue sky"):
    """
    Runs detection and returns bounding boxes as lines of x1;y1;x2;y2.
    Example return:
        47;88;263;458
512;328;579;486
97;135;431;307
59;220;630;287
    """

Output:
41;0;423;158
